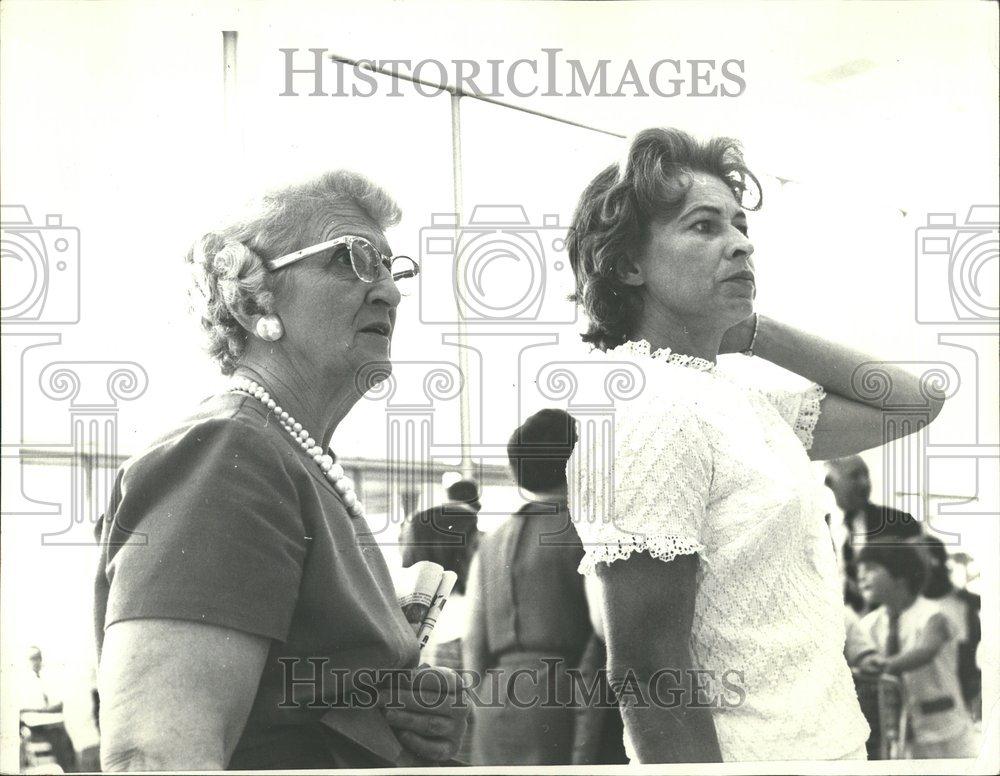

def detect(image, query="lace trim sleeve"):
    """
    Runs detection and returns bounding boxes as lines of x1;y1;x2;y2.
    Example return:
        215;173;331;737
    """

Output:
752;381;827;451
569;393;712;576
793;383;826;451
577;533;705;576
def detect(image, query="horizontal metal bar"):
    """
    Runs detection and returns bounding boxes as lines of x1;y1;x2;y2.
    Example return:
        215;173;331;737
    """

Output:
15;446;512;481
892;491;979;500
328;53;627;139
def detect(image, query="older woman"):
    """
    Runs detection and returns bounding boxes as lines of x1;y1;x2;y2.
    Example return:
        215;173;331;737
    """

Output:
566;128;946;763
94;170;467;770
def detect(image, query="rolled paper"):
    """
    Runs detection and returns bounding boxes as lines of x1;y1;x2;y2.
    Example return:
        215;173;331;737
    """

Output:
395;561;444;635
416;570;458;649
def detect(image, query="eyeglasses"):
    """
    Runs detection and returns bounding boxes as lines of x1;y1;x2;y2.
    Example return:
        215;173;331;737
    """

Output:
265;235;419;283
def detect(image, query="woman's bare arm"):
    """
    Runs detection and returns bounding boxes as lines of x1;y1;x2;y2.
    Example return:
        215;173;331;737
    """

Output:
99;619;270;771
598;552;722;763
729;315;946;460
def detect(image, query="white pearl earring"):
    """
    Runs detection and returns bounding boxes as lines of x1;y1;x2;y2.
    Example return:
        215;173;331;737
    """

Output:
255;315;284;341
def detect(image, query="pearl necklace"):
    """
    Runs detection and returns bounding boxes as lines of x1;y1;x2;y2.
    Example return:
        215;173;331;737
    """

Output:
230;376;366;519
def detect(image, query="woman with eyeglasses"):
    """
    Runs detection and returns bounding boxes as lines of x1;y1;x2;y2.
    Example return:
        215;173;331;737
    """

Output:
93;170;466;770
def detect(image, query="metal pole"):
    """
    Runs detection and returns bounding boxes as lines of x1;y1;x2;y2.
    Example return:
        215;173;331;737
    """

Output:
330;54;626;139
450;93;474;482
329;52;628;486
222;31;241;182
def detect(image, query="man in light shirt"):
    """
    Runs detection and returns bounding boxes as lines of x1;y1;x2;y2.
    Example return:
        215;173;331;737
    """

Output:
19;646;78;772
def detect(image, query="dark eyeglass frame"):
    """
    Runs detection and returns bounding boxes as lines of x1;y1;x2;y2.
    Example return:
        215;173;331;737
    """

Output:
264;235;419;282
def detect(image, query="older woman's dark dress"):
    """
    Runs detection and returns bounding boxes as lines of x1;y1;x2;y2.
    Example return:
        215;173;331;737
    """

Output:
463;500;592;765
94;392;419;768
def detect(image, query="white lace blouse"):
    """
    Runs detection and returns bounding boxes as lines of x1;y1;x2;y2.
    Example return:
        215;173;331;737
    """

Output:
568;340;870;762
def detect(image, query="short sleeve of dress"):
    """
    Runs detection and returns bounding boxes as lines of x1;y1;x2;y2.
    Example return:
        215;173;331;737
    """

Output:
569;396;712;575
101;417;307;641
757;382;826;451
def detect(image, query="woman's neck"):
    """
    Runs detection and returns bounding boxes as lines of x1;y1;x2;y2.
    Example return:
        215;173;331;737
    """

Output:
630;306;723;363
526;484;568;502
234;348;360;448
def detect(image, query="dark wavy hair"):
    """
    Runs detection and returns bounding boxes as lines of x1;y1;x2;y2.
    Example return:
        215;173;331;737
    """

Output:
915;534;953;598
857;543;928;595
507;408;578;493
567;127;762;351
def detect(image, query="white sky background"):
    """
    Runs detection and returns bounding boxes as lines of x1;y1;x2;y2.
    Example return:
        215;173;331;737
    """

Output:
1;0;998;768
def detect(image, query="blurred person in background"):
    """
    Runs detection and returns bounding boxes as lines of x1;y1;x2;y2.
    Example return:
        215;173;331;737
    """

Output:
464;409;593;765
825;456;923;612
94;170;467;770
844;608;881;673
443;478;482;519
566;128;947;763
917;534;981;719
19;646;78;773
856;543;977;759
402;478;480;588
842;607;886;759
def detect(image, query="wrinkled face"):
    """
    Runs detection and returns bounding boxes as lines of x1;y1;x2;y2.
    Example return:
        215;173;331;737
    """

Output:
633;174;755;330
271;202;401;384
857;562;895;605
826;460;871;513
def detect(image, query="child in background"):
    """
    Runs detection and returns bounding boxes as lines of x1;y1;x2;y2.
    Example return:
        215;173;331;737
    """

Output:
856;543;976;759
844;605;887;759
844;606;880;670
917;535;982;719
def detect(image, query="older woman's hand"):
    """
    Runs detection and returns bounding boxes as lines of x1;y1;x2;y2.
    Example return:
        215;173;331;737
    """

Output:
379;665;469;764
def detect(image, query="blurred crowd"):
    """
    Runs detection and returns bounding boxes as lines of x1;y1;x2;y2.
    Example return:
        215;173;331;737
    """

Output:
399;420;982;765
827;456;981;759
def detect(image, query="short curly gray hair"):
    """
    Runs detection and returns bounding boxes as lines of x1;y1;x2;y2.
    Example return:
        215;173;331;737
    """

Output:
186;170;402;374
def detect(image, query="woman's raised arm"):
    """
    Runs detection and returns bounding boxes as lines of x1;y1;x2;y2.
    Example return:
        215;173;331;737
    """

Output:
730;315;947;461
99;619;269;771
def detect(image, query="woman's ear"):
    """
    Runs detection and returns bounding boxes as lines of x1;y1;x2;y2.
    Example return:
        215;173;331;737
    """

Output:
232;279;284;338
617;260;644;287
229;307;256;334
